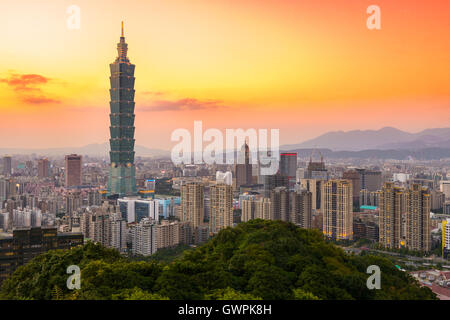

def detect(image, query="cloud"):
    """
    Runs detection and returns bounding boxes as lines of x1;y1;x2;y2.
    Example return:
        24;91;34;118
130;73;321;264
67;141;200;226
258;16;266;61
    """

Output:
142;91;164;96
0;74;49;91
22;96;60;104
140;98;228;112
0;73;60;104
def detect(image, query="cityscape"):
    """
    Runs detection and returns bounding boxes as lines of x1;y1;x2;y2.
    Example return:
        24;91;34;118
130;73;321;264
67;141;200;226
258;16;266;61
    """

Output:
0;0;449;308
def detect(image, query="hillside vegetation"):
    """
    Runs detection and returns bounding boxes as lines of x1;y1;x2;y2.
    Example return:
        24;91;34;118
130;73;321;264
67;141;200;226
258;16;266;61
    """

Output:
0;220;436;300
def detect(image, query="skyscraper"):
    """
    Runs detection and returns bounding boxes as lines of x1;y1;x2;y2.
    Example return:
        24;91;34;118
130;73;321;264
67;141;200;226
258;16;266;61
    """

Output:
2;156;12;176
37;158;49;179
270;187;290;221
65;154;82;187
379;182;403;249
180;182;204;229
209;183;233;234
405;184;431;252
280;153;297;179
108;22;137;196
290;189;313;229
322;180;353;240
235;142;252;189
343;170;361;208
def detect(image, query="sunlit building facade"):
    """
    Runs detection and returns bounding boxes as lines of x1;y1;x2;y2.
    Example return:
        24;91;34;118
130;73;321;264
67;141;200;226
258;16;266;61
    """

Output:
108;22;137;196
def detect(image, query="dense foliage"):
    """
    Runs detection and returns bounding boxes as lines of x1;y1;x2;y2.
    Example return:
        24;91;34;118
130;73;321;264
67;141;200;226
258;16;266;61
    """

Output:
0;220;436;300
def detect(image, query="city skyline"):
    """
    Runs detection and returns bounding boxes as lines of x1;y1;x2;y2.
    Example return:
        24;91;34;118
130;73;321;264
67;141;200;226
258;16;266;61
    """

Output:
0;0;449;150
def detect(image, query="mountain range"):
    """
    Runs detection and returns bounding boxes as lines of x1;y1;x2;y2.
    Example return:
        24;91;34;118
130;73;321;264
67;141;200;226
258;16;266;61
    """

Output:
280;127;450;151
1;127;449;158
0;143;169;158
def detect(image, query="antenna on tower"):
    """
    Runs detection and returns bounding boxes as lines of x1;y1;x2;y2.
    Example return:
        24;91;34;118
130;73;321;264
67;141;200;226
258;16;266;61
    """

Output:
121;21;124;37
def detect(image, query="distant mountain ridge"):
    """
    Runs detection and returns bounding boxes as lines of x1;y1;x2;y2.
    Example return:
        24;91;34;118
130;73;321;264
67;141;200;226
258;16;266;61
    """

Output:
0;143;169;158
281;127;450;151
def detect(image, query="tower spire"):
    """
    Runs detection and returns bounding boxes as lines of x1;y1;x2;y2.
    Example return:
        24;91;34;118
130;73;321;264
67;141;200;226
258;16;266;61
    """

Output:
116;21;129;62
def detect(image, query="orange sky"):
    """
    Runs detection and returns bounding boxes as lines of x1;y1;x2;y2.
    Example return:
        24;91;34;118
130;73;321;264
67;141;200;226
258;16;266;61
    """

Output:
0;0;449;150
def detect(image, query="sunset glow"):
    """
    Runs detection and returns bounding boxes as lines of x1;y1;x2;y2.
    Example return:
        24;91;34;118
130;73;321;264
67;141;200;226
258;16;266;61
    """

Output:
1;0;449;149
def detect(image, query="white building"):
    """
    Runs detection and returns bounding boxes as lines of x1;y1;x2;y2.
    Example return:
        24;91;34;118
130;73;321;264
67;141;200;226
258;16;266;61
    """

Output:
118;198;159;223
110;212;127;253
131;218;157;256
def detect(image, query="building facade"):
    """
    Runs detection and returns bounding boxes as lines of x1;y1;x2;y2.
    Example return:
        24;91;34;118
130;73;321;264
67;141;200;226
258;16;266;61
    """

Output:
107;22;137;196
322;180;353;240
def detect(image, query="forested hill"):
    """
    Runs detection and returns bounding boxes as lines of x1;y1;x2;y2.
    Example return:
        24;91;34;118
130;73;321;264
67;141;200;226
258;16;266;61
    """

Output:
0;220;436;300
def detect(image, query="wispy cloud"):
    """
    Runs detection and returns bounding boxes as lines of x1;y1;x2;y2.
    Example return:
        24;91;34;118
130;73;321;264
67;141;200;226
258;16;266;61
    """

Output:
142;91;165;96
0;73;60;104
140;98;228;112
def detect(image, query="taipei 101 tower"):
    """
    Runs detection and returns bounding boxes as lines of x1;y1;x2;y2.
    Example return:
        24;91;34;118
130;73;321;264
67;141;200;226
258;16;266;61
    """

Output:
107;22;137;196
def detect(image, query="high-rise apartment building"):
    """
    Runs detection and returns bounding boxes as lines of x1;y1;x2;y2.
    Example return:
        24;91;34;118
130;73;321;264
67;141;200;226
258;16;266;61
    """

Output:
360;189;380;207
280;153;297;181
290;189;313;229
156;220;180;249
131;218;157;256
300;178;325;212
379;182;403;249
442;218;450;259
343;170;361;208
65;154;82;187
107;22;137;196
180;182;204;228
322;180;353;240
2;156;12;176
270;187;290;221
405;184;431;252
241;198;271;222
37;158;49;179
209;183;233;234
110;212;127;253
440;181;450;200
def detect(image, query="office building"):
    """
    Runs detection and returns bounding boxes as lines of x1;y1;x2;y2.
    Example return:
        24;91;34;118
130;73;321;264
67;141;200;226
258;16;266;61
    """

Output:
0;227;83;284
118;198;159;223
280;153;297;183
107;22;137;196
65;154;82;187
235;142;252;188
357;169;382;192
37;158;49;179
2;156;12;176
